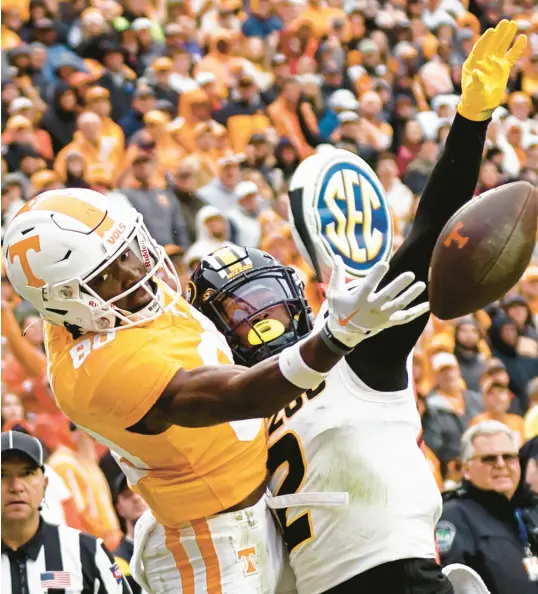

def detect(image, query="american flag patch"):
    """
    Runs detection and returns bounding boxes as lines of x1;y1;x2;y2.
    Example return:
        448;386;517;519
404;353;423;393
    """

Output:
110;563;123;584
40;571;71;587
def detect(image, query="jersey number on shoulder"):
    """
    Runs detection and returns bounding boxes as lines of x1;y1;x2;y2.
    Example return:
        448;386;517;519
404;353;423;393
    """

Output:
267;431;313;553
69;331;116;369
268;381;326;437
266;382;326;553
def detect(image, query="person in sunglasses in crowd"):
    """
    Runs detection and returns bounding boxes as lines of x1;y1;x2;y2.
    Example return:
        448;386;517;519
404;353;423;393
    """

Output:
437;421;538;594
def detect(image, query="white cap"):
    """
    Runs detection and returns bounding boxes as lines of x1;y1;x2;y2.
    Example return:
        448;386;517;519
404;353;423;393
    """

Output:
395;12;410;27
338;111;360;123
9;97;33;114
236;180;259;200
78;111;101;125
132;18;153;31
82;11;105;26
432;352;458;372
504;115;524;131
437;116;453;129
415;111;440;140
296;73;322;86
329;89;359;111
393;41;416;59
433;13;457;29
431;94;459;113
315;144;336;154
375;10;394;29
491;106;509;122
358;38;378;54
516;19;531;31
218;154;242;168
195;71;217;86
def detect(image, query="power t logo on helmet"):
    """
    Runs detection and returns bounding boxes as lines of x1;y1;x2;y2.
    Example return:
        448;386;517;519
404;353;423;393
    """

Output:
288;149;394;284
3;188;181;335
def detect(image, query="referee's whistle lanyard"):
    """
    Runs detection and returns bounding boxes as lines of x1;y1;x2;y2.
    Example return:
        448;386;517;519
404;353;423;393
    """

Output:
515;508;533;557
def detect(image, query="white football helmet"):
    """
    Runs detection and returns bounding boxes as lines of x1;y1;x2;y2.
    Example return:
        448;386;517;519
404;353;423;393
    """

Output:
3;188;181;334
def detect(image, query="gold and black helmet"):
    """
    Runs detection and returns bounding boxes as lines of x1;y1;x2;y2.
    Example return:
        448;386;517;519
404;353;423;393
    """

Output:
186;245;313;367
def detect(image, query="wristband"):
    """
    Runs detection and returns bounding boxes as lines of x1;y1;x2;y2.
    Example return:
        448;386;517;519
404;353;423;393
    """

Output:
320;323;357;355
456;101;494;122
279;341;329;390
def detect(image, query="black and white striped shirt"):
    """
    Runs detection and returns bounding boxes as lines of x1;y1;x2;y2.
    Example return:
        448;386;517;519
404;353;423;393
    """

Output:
1;517;132;594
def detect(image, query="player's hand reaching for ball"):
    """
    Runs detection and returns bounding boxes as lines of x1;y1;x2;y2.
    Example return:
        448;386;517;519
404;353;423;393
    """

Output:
457;19;527;122
323;257;430;349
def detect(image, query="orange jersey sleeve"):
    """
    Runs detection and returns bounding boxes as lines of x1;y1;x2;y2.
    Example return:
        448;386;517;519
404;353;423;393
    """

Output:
47;327;181;429
45;297;268;527
92;339;181;429
45;296;213;429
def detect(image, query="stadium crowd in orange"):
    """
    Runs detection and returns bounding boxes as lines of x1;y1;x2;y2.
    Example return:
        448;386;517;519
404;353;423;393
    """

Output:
1;0;537;558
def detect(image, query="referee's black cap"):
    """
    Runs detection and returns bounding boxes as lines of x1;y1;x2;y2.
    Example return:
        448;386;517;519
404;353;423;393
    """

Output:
1;430;45;470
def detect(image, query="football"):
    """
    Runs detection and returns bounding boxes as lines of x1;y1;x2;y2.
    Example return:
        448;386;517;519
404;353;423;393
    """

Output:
429;181;537;320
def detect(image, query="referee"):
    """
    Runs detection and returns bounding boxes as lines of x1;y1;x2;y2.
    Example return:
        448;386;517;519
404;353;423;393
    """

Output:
1;430;132;594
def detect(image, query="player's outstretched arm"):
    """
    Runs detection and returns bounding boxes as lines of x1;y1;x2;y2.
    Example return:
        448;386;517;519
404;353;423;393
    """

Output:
387;19;526;300
345;20;527;392
140;261;428;428
399;20;526;284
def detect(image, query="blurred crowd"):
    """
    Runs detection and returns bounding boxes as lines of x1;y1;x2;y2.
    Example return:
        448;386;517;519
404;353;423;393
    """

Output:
1;0;538;588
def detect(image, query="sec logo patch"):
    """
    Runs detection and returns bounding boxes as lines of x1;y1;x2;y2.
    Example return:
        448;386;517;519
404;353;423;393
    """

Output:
317;163;393;275
289;149;394;283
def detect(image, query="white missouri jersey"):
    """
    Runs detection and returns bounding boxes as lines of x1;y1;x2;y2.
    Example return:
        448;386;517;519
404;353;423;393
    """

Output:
266;355;443;594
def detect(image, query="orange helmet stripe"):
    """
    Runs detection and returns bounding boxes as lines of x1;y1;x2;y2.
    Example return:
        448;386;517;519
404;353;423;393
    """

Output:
17;194;116;238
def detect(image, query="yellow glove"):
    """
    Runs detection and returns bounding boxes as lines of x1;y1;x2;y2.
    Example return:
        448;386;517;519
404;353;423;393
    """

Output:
457;19;527;122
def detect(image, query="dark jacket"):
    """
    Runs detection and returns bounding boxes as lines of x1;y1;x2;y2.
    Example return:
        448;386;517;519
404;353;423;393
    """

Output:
438;481;538;594
76;32;121;63
120;186;189;248
454;320;487;393
502;296;538;343
488;314;538;414
422;389;483;472
168;182;206;245
454;345;486;394
213;97;270;149
39;82;78;154
274;139;300;185
65;172;91;189
118;109;146;142
150;84;179;112
97;71;135;124
520;437;538;486
241;14;283;38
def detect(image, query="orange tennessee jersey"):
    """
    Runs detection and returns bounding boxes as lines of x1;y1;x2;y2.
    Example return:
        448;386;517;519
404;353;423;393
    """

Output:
44;293;267;528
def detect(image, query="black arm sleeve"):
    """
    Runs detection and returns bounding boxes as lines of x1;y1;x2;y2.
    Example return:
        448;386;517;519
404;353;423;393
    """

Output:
345;114;489;391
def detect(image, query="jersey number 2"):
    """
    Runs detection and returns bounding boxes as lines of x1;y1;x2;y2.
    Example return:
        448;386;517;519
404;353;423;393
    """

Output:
267;432;313;553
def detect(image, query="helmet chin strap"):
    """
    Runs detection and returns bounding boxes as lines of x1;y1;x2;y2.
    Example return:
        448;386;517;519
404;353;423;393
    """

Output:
123;287;163;324
106;283;163;327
